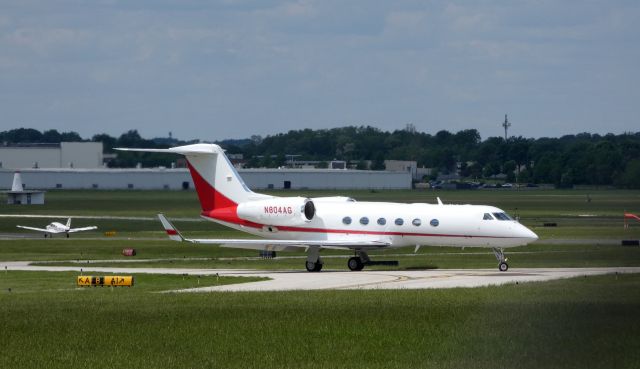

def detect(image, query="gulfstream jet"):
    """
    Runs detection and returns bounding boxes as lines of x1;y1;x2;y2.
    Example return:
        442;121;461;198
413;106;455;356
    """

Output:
117;144;538;272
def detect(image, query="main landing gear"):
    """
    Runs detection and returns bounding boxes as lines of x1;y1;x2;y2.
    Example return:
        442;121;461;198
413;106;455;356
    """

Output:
347;250;369;271
304;248;398;272
305;260;323;272
348;257;364;271
305;246;323;272
493;247;509;272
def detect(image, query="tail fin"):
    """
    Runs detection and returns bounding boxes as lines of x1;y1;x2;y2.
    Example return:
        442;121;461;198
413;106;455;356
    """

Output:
117;144;269;211
158;214;184;241
66;218;71;228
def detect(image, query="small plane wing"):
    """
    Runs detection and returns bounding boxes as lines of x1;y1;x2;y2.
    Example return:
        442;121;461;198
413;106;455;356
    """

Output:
16;225;55;233
67;226;98;233
157;214;390;250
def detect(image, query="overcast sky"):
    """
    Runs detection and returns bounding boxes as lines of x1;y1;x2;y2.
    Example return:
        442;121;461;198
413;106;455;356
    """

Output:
1;1;638;141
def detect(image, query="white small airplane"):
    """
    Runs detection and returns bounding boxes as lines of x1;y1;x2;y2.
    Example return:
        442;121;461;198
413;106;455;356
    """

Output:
16;218;97;238
117;143;538;272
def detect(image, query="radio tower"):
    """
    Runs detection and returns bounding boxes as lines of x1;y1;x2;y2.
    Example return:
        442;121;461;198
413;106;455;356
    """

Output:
502;114;511;140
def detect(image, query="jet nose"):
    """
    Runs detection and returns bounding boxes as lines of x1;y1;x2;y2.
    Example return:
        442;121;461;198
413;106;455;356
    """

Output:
522;226;538;243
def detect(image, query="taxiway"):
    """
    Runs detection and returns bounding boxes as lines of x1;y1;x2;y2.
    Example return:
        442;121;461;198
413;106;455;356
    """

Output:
3;261;638;292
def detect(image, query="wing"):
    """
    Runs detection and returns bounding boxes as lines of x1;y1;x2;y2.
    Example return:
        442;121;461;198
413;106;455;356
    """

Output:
67;226;98;233
16;225;52;233
157;214;389;251
194;239;388;250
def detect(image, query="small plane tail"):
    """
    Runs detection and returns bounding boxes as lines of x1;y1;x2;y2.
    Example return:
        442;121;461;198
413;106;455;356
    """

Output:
158;214;184;241
66;218;72;228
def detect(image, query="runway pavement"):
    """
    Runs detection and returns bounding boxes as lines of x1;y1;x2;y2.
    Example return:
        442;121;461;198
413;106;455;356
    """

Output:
3;260;638;292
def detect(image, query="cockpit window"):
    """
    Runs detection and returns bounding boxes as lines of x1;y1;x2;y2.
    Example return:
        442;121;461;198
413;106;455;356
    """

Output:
483;213;494;220
492;212;513;221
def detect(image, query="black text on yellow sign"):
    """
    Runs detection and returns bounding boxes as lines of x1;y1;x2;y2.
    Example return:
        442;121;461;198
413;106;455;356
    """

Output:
77;276;134;287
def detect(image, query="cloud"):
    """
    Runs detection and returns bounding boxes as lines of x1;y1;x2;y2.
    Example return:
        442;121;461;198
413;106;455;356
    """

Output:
0;0;638;140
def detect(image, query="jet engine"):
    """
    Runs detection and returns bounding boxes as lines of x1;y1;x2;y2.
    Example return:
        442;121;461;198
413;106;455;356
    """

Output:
237;197;315;226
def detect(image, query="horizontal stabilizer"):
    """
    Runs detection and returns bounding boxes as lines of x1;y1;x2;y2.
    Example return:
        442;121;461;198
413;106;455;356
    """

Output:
115;143;222;156
67;226;98;233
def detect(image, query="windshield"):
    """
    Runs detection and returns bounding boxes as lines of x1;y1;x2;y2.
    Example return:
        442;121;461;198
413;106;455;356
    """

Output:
492;212;513;221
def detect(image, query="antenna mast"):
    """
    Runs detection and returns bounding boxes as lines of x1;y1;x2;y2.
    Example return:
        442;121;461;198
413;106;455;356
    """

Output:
502;114;511;140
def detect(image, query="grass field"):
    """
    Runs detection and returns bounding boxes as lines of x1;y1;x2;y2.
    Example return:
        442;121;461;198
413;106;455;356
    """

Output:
1;272;638;368
1;189;640;368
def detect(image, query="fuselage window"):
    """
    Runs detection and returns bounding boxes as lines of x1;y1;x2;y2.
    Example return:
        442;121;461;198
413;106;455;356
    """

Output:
412;218;421;226
342;216;352;225
360;217;369;225
377;218;386;226
483;213;494;220
395;218;404;226
492;212;512;221
430;219;439;227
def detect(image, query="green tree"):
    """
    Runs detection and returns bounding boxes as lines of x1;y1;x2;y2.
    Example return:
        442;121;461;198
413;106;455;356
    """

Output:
92;133;117;152
618;159;640;188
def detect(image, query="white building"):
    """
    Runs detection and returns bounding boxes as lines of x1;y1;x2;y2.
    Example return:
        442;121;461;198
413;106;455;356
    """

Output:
0;142;103;169
385;160;418;180
0;168;411;191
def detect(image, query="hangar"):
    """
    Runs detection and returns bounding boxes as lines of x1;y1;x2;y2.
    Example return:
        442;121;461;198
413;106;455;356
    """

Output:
0;168;411;190
0;142;103;169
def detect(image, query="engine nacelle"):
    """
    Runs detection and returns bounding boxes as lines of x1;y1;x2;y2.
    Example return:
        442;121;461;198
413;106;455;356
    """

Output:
237;197;315;226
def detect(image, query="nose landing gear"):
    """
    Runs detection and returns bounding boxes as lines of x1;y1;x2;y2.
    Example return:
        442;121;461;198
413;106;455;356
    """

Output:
493;247;509;272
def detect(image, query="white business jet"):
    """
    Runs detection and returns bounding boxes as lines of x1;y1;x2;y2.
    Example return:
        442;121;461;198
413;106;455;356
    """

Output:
16;218;97;238
117;144;538;272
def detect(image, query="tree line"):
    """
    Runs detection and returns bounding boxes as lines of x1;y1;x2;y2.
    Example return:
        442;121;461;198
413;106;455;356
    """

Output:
2;126;639;188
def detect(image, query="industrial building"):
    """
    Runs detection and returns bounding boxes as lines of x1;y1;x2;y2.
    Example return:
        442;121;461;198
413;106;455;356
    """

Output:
0;142;103;169
0;168;411;191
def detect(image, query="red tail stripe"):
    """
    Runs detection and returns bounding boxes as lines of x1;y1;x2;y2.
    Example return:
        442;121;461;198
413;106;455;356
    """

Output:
187;161;237;211
166;229;178;235
624;213;640;220
202;208;263;229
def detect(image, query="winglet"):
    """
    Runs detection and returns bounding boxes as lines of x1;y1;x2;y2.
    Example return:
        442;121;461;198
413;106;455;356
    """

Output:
158;214;184;241
437;197;443;206
66;218;72;228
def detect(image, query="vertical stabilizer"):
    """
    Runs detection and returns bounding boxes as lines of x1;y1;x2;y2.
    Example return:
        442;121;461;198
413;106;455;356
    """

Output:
179;144;266;211
115;144;270;211
66;218;72;228
11;172;23;192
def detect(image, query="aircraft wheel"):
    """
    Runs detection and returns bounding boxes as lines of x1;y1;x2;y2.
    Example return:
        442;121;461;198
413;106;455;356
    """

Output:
348;257;364;271
66;233;70;238
313;262;323;272
306;261;319;272
498;262;509;272
44;234;47;238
